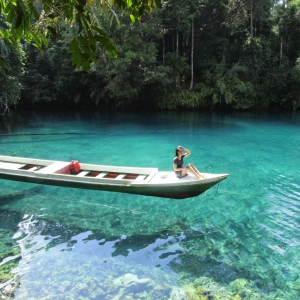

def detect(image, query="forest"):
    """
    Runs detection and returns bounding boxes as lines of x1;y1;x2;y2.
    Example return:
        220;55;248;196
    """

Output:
1;0;300;113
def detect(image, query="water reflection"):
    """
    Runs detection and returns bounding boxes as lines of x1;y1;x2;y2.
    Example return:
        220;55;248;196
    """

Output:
3;213;183;299
1;207;297;299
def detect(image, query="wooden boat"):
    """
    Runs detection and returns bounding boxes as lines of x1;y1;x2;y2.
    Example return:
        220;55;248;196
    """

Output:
0;155;229;199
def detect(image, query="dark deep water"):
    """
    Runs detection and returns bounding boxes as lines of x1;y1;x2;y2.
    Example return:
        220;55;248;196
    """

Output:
0;111;300;299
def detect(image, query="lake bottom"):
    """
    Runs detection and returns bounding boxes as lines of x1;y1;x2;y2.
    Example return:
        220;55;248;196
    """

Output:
1;111;300;299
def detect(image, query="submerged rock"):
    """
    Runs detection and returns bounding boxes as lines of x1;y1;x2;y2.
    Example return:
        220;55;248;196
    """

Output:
182;276;276;300
287;279;300;291
113;273;154;299
169;286;187;300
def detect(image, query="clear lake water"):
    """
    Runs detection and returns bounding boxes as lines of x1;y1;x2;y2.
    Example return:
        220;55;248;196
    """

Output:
0;110;300;299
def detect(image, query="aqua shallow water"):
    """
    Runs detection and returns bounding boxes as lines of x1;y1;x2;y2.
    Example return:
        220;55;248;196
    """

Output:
0;111;300;299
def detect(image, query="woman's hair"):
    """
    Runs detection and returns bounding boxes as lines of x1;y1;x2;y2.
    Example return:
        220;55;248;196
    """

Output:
175;146;182;157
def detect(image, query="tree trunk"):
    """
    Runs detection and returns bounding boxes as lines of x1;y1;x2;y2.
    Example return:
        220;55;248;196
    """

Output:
176;30;179;54
0;99;9;115
175;30;181;89
163;33;165;66
280;37;283;66
189;19;194;90
250;0;253;38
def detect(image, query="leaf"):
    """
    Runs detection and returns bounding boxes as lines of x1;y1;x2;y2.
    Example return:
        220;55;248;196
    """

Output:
94;35;118;58
78;36;90;48
4;2;15;14
68;36;97;64
26;1;39;20
78;46;97;63
130;14;135;22
46;26;57;40
41;34;49;48
15;21;24;39
86;29;96;52
82;60;91;71
68;38;78;53
72;50;82;68
15;12;23;29
77;40;97;63
91;25;109;38
6;6;16;23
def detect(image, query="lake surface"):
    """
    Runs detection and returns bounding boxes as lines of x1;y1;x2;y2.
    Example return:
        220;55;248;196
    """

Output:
0;111;299;299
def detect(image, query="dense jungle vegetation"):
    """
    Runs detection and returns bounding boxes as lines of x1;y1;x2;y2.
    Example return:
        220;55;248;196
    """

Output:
1;0;300;112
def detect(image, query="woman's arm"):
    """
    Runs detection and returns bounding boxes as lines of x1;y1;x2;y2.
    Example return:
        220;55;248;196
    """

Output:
181;147;191;158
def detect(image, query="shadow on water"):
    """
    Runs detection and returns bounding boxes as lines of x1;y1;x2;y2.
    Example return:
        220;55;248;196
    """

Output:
0;202;281;296
0;187;43;205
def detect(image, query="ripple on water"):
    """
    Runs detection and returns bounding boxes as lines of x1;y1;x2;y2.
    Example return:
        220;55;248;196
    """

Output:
1;111;300;299
264;175;300;247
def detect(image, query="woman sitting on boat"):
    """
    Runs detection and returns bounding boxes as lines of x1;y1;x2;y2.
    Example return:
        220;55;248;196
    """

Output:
173;146;204;180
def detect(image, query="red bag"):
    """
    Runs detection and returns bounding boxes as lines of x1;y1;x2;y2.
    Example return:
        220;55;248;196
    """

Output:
70;160;80;173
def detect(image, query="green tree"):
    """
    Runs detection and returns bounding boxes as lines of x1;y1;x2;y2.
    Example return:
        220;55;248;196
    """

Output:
159;0;197;89
0;15;24;113
274;1;300;110
92;12;171;109
278;1;300;64
287;58;300;110
2;0;300;111
0;0;166;70
21;25;95;106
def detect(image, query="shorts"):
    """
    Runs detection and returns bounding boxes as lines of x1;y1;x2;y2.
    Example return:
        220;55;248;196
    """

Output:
175;171;188;178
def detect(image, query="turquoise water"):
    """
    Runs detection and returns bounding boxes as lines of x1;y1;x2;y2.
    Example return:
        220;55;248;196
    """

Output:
0;111;300;299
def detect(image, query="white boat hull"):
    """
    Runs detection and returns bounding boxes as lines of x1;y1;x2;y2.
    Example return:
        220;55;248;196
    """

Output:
0;155;229;199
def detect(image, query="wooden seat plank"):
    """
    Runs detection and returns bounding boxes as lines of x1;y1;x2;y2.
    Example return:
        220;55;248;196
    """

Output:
136;175;147;181
76;171;90;177
96;172;108;178
38;162;70;174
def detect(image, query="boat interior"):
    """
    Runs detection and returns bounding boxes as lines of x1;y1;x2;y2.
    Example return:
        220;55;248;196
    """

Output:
0;160;153;182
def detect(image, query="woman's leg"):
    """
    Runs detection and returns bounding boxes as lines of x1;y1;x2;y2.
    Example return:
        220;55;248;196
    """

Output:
190;164;201;176
191;164;205;178
186;165;202;179
188;164;205;179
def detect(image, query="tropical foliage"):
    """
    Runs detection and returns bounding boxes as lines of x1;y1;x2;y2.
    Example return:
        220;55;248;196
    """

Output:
0;0;165;70
1;0;300;111
0;14;24;114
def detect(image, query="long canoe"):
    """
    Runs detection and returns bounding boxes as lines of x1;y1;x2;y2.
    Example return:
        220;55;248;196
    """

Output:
0;155;229;199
